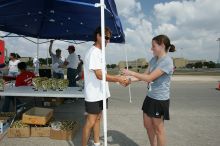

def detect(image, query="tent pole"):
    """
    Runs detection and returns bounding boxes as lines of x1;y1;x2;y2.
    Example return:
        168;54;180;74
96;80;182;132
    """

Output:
100;0;107;146
47;41;49;66
125;46;132;103
37;38;39;59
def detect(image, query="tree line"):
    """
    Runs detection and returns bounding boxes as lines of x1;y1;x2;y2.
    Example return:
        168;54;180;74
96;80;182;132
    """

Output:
186;61;219;68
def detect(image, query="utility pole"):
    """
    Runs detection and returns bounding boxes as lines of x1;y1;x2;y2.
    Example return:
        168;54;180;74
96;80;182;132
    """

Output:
217;38;220;64
181;48;183;58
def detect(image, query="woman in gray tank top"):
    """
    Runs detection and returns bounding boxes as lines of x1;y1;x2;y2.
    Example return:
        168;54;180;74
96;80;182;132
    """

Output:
123;35;175;146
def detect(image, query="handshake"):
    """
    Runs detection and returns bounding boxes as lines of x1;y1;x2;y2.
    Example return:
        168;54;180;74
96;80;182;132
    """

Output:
116;69;134;87
117;75;131;87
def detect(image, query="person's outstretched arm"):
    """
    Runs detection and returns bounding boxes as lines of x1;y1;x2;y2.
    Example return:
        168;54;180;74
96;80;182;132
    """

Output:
123;66;151;82
94;69;130;86
122;68;164;83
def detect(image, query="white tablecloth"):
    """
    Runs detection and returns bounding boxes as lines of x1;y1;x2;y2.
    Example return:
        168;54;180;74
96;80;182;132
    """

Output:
0;86;84;98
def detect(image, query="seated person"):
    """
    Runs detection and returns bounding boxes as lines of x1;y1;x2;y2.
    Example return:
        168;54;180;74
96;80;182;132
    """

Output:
2;62;35;112
15;62;35;86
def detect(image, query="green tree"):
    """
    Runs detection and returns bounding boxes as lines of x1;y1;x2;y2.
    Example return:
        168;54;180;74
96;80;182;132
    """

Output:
26;60;33;67
128;66;132;69
186;63;194;68
194;62;203;68
39;58;47;65
207;61;216;68
106;64;111;69
111;64;117;69
203;62;209;67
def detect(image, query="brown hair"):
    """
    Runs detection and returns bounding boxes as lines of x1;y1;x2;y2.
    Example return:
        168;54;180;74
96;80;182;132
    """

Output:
93;26;112;42
152;35;176;52
68;45;75;52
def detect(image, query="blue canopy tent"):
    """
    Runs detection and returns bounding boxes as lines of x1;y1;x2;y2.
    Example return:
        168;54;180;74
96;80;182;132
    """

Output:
0;1;125;145
0;0;125;43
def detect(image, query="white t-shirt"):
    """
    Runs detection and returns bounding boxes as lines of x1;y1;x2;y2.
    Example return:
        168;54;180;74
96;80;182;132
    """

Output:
51;53;64;74
66;53;78;69
52;63;64;74
9;60;20;73
84;46;110;102
33;57;39;68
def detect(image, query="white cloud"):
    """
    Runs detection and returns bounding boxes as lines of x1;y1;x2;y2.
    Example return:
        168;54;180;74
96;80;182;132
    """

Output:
1;0;220;64
154;0;220;31
154;0;220;61
115;0;142;18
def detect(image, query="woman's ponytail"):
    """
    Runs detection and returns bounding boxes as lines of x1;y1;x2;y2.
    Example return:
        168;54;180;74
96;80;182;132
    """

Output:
169;44;176;52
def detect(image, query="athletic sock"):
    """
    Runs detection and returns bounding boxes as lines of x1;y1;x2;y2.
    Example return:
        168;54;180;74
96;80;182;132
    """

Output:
94;142;101;146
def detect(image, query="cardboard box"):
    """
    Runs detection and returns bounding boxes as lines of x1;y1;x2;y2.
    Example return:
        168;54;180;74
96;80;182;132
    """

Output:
0;117;10;134
50;121;80;140
0;131;7;141
7;127;30;138
22;107;53;125
31;126;51;137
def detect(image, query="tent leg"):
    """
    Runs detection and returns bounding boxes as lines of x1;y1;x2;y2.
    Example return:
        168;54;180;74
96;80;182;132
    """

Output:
47;44;49;66
37;38;39;59
125;46;132;103
100;0;107;146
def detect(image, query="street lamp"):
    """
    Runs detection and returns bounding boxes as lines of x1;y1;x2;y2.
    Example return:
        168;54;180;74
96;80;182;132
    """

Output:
217;38;220;64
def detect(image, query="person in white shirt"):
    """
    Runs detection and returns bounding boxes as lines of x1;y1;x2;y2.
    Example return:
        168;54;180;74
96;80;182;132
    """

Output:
63;45;78;87
33;56;39;75
8;53;20;77
49;40;64;79
82;27;130;146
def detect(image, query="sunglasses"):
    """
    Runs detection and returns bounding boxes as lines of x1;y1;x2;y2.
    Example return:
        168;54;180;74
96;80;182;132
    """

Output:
105;36;111;40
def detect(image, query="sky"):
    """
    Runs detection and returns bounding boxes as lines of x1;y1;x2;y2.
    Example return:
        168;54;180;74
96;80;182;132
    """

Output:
0;0;220;64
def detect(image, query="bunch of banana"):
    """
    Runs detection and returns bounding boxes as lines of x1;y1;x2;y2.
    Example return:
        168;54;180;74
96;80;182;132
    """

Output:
63;79;69;88
33;77;49;90
47;79;53;89
57;79;69;91
51;121;62;131
51;79;58;90
32;77;42;90
42;80;50;91
33;77;69;91
0;112;15;117
51;120;78;131
60;120;78;131
10;120;29;128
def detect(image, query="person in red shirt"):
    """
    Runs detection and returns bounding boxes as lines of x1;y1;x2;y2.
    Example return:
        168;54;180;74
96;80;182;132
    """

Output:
15;62;35;86
2;62;35;112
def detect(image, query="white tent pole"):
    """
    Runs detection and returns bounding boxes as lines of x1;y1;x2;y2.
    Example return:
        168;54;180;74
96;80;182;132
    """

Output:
37;38;39;59
47;43;49;67
100;0;107;146
125;46;132;103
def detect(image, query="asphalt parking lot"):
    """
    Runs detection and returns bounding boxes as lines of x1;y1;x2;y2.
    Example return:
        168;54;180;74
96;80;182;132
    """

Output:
1;76;220;146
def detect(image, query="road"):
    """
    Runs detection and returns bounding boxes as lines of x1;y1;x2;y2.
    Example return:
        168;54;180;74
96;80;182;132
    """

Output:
1;76;220;146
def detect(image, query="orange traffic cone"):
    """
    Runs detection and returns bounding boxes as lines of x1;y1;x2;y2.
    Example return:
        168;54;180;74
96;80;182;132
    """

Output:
216;81;220;91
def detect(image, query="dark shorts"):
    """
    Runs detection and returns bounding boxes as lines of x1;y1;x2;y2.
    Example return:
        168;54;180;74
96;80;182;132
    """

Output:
142;96;170;120
85;99;108;114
